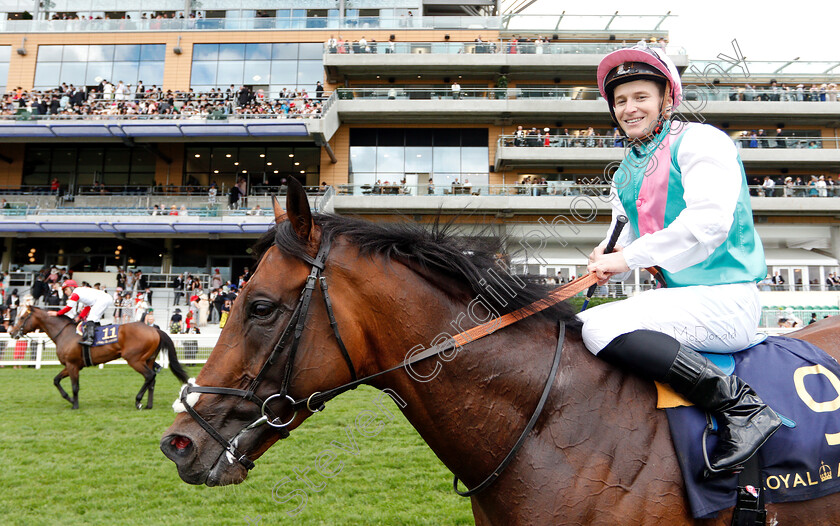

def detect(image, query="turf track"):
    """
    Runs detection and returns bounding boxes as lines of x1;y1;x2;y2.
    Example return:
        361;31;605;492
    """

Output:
0;366;473;525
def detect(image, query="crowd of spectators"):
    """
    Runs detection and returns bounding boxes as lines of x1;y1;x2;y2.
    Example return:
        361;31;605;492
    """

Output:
1;82;325;119
753;175;840;197
731;81;839;102
509;125;625;148
734;128;822;149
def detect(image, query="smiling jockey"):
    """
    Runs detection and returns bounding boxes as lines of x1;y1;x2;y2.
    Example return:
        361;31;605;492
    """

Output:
50;279;114;346
578;42;781;473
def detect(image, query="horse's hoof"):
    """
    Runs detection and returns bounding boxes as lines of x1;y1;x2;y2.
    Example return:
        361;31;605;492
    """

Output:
144;405;153;410
137;403;143;410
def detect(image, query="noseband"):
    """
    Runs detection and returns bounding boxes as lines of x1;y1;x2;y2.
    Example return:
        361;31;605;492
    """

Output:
178;235;358;470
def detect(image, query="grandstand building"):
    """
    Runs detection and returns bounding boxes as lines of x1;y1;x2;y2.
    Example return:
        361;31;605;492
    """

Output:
0;2;838;323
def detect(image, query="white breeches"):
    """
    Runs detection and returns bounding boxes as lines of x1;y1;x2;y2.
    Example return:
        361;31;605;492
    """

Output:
86;298;113;323
577;282;762;354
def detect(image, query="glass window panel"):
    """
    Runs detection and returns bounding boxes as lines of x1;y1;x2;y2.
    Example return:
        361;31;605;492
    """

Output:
376;147;404;178
405;147;433;172
296;60;323;88
238;147;266;172
270;61;297;85
462;128;488;146
111;62;139;86
0;64;8;92
461;147;489;173
216;60;244;85
63;45;88;62
378;129;404;146
192;44;219;61
114;44;141;61
0;46;10;62
130;149;155;173
50;148;77;176
243;61;271;85
272;43;298;59
86;63;113;85
218;43;246;60
433;147;460;175
103;148;131;177
185;147;212;173
190;62;217;87
33;63;61;89
434;129;460;146
37;45;63;61
77;148;105;180
405;129;433;146
140;45;166;61
88;45;114;62
298;43;322;59
59;62;87;86
246;43;271;60
138;62;164;86
350;128;377;146
349;146;376;173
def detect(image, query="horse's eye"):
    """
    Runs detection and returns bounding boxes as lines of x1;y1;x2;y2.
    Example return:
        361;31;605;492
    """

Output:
251;302;275;318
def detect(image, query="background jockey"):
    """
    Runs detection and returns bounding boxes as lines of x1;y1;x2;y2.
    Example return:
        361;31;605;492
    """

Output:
578;41;781;474
49;279;114;346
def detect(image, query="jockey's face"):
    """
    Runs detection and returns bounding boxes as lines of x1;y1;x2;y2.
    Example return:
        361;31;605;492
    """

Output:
63;286;74;295
612;79;664;140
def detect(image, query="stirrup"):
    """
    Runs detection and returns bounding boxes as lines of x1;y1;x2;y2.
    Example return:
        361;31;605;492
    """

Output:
700;413;746;479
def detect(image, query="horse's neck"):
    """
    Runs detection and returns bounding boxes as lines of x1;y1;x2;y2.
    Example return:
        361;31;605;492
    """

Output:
39;314;74;342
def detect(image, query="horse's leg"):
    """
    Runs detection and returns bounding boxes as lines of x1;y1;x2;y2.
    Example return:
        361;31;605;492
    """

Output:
53;367;73;404
69;366;80;410
135;366;157;410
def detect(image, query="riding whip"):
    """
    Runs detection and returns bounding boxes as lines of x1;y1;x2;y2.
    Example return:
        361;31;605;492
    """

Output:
581;215;627;311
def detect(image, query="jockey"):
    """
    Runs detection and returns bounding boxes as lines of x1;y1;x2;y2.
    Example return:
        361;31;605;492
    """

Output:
49;279;114;346
578;42;781;473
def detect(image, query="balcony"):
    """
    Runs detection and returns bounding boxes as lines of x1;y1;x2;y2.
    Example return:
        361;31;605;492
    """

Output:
324;41;687;82
495;134;840;171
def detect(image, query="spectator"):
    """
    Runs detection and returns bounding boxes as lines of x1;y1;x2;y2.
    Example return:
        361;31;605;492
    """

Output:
169;308;183;334
210;269;223;290
761;176;775;197
172;273;185;306
451;81;461;100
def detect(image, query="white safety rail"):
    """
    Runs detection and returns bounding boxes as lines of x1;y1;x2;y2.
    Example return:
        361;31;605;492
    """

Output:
0;334;220;369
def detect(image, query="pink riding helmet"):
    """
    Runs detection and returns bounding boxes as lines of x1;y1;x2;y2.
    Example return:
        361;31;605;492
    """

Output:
597;41;682;122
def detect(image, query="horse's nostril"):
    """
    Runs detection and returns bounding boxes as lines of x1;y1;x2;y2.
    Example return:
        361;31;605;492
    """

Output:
171;436;192;450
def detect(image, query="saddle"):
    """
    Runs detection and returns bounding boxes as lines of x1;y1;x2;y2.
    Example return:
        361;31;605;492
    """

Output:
74;323;120;347
659;336;840;519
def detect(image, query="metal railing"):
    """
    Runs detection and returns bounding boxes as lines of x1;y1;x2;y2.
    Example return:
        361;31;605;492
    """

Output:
0;12;674;33
497;134;833;149
324;40;684;56
335;87;603;101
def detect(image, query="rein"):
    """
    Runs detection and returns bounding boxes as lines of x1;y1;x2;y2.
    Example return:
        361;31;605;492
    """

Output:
179;235;597;490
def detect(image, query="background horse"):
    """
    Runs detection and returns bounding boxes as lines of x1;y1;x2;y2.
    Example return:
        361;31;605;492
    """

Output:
12;305;190;410
161;181;840;524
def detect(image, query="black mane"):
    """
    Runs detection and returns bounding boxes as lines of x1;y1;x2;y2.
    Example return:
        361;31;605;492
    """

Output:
254;214;578;324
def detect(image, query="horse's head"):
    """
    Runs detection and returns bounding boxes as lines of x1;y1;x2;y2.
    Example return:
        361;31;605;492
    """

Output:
10;305;35;339
161;178;363;486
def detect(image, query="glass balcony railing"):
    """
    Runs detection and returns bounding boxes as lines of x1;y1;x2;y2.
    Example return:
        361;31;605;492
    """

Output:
0;15;501;33
497;134;834;150
324;40;685;56
0;12;676;33
335;87;603;101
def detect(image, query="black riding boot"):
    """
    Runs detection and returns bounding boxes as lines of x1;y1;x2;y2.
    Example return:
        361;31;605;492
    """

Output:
81;321;96;346
599;330;782;472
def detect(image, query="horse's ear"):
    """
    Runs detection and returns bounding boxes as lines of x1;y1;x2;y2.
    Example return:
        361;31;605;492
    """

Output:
285;177;313;241
272;196;287;224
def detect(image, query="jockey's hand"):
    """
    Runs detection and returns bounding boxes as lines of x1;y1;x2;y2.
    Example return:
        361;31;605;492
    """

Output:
48;311;57;317
587;245;629;285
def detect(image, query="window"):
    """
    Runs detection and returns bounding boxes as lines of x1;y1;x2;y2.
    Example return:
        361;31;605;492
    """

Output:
348;129;490;189
34;44;165;90
191;42;324;93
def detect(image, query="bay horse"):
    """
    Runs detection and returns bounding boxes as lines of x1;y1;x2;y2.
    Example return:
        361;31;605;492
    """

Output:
12;305;190;410
161;180;840;524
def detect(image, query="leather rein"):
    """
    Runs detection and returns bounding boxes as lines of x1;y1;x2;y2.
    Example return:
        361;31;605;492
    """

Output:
179;234;597;494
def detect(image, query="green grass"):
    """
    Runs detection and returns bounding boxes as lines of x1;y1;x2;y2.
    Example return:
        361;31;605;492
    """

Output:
0;367;473;525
